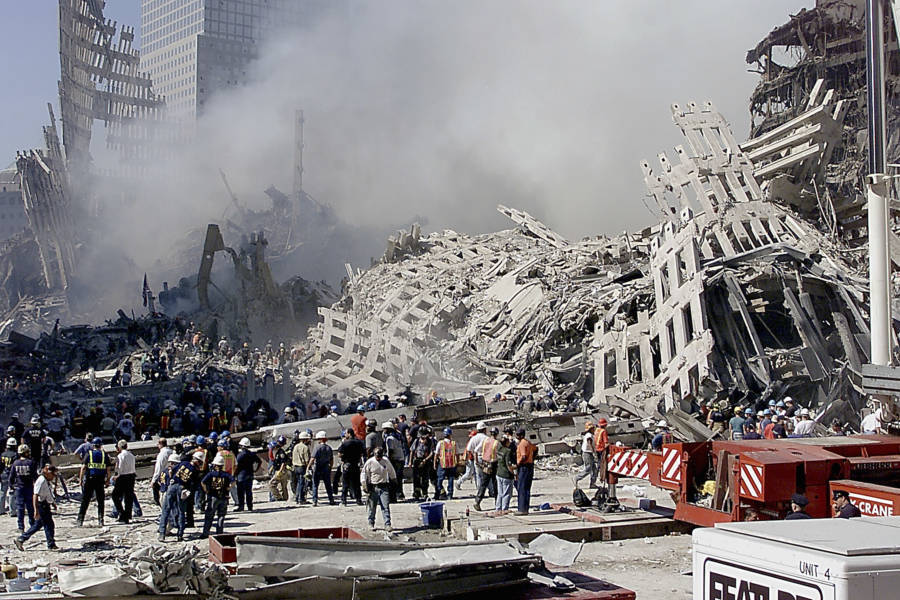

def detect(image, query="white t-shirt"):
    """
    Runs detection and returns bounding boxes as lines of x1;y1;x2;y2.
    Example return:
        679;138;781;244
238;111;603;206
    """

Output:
581;431;595;453
116;450;136;475
466;432;488;456
861;411;881;434
34;475;54;504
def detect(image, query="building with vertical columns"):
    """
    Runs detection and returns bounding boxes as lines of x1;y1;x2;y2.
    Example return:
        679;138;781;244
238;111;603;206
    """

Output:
140;0;326;122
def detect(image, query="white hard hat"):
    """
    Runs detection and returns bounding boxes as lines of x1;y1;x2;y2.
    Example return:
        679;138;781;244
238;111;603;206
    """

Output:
315;431;327;440
800;408;810;416
192;451;205;462
476;421;486;431
239;437;252;447
299;431;311;440
657;419;668;428
211;455;225;466
382;421;394;430
6;438;17;448
167;454;181;463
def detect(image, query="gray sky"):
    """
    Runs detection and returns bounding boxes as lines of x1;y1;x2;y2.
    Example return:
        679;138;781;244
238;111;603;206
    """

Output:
0;1;813;240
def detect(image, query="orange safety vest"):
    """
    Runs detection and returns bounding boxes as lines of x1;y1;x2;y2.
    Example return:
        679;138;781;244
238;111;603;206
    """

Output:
593;428;609;453
482;437;499;463
437;440;457;468
218;449;236;476
160;415;170;431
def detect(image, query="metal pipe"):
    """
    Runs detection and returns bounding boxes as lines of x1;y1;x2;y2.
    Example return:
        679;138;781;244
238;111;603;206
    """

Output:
867;0;893;366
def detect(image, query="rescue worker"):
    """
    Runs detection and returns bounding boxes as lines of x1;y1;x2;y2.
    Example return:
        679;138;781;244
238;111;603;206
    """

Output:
291;431;311;503
364;419;383;457
650;420;674;450
495;433;516;512
150;438;172;506
382;422;406;501
234;437;261;512
308;431;335;506
201;454;233;537
111;440;136;523
76;438;109;527
337;429;364;506
14;464;58;550
515;428;537;515
593;418;609;484
410;427;435;501
157;454;181;540
474;427;500;511
434;427;458;500
350;406;367;440
573;421;597;488
833;489;861;518
22;416;45;472
0;437;18;515
785;493;811;520
465;422;488;494
268;436;290;501
9;445;35;532
364;446;397;531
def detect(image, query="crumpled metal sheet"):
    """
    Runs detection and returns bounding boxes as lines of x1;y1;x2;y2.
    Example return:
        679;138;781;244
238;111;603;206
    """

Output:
527;533;583;567
58;564;141;597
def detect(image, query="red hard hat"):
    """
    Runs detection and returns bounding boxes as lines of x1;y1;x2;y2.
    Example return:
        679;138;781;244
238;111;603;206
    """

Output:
597;418;608;427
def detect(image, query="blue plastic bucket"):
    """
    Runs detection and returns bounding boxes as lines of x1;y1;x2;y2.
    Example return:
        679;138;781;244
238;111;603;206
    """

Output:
419;501;444;528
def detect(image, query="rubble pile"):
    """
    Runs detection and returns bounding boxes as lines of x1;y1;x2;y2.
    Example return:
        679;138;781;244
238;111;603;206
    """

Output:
296;79;874;431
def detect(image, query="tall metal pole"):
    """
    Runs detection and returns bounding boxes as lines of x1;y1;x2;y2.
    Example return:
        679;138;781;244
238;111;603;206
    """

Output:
866;0;893;368
293;109;305;201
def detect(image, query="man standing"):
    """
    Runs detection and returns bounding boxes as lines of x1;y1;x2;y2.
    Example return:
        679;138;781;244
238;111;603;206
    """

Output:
201;455;233;537
337;430;364;506
309;431;335;506
465;422;488;495
363;447;396;531
514;428;536;515
434;428;458;500
382;422;405;501
409;427;435;501
268;436;290;501
22;416;45;473
728;407;746;441
350;406;367;441
494;434;516;512
364;420;383;458
14;464;58;550
474;427;500;511
785;493;811;520
593;418;609;484
573;421;596;488
234;437;261;512
76;438;109;527
291;431;311;504
150;438;172;506
794;409;815;436
833;490;861;518
0;437;18;515
111;440;136;523
9;445;35;532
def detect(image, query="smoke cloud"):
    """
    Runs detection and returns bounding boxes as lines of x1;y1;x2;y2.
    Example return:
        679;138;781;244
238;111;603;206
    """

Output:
82;0;811;317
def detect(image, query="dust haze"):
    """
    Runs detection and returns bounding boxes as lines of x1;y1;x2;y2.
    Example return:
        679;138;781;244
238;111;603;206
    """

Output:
86;0;810;315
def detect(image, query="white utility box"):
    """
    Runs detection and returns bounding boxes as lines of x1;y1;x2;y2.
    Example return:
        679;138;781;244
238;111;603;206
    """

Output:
693;516;900;600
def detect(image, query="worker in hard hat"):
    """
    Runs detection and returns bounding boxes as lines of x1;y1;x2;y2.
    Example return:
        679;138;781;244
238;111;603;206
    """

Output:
234;437;261;512
308;431;335;506
291;431;312;504
201;454;233;537
593;418;609;482
574;421;597;489
76;438;109;527
465;422;489;497
650;420;673;450
434;428;458;500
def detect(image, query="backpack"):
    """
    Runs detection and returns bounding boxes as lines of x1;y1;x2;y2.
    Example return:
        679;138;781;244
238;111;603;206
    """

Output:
573;487;591;508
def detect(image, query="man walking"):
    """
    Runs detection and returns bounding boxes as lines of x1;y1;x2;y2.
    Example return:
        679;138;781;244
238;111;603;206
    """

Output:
76;438;109;527
434;428;458;500
474;427;500;511
514;428;536;515
111;440;136;523
574;421;597;489
382;422;405;501
291;431;311;503
14;464;58;550
593;418;609;484
363;447;396;531
0;438;18;516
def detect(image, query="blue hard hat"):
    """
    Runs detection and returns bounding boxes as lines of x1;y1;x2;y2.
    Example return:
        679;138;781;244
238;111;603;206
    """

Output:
764;409;772;415
221;430;231;437
196;435;206;445
443;427;452;435
768;400;776;406
218;439;228;448
92;437;103;446
744;408;752;415
188;435;197;443
209;432;218;440
776;401;785;408
305;428;313;435
357;404;365;412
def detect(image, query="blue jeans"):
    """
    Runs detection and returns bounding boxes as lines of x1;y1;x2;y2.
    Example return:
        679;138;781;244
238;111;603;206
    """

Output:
15;487;34;531
19;501;53;547
516;464;534;513
293;467;307;502
436;467;455;499
235;479;253;511
158;484;183;536
202;496;228;535
110;494;143;519
495;476;513;511
0;480;9;514
367;484;391;527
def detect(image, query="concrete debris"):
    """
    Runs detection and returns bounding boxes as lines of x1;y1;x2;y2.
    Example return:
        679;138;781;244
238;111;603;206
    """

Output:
526;533;584;567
